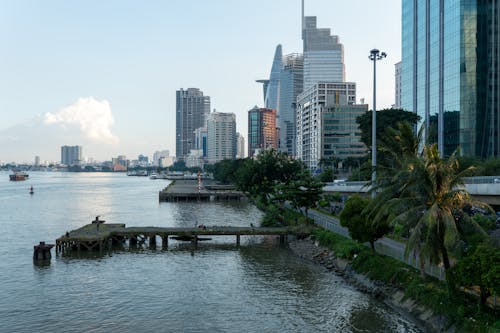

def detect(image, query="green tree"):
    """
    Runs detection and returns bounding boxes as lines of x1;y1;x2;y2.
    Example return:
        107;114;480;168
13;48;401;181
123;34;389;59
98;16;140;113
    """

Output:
340;195;390;253
368;144;488;283
237;150;305;203
453;242;500;309
356;108;420;148
281;172;323;219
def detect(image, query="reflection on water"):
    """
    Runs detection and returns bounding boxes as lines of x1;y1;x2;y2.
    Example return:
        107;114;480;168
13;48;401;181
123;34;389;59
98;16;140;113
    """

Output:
0;172;422;332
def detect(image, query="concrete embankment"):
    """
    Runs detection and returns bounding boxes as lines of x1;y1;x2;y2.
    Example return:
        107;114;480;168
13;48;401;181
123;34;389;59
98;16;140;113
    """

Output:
288;237;454;333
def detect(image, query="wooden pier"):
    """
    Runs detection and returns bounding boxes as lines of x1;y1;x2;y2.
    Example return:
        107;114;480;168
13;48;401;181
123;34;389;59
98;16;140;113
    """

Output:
159;180;246;202
56;223;290;255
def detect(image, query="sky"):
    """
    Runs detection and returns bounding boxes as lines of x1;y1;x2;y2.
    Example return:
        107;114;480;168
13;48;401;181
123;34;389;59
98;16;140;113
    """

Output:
0;0;401;163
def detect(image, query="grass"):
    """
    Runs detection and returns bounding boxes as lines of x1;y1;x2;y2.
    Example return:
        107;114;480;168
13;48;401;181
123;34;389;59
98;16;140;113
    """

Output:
311;227;500;333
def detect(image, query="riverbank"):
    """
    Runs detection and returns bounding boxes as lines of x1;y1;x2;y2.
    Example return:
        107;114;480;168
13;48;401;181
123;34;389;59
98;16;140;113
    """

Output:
289;236;459;333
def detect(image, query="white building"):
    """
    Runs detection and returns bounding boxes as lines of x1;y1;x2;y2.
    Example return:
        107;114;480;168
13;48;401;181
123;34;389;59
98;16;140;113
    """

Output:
236;132;245;158
394;61;402;109
185;149;204;168
207;112;236;164
296;82;366;170
153;150;170;166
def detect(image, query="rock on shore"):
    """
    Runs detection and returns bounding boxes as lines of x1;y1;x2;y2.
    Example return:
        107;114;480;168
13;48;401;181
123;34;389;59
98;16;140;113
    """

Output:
288;237;454;333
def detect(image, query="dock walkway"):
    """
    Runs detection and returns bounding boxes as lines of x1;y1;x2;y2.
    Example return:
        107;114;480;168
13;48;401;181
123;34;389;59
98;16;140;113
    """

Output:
56;223;290;254
159;180;246;202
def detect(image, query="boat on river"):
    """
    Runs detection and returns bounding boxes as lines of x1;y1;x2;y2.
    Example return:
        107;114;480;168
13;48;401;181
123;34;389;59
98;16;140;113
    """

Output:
9;171;29;181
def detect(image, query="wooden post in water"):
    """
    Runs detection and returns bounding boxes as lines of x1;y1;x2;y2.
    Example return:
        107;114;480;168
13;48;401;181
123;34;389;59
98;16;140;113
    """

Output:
236;234;240;246
129;236;137;249
149;235;157;249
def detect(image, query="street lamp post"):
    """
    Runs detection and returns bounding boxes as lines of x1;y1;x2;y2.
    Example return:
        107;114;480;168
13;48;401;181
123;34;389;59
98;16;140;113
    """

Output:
369;49;386;198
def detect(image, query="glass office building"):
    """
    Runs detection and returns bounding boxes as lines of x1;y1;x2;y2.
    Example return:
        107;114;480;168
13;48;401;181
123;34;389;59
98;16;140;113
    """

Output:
402;0;500;157
279;53;304;156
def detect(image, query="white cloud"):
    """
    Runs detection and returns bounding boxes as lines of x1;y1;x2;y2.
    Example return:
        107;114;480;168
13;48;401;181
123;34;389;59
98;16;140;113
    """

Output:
44;97;119;144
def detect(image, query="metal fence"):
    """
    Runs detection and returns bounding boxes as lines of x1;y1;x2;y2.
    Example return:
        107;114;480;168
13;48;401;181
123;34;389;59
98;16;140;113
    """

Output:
308;209;446;280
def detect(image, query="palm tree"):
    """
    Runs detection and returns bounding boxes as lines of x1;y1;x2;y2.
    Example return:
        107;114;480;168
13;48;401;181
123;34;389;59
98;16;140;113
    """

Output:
368;144;488;283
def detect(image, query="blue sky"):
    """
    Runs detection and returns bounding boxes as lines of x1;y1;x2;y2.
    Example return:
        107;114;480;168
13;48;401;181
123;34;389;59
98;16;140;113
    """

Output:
0;0;401;163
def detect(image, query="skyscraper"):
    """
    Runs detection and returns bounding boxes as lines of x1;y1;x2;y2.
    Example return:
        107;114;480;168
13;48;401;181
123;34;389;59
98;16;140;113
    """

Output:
236;133;245;159
394;61;402;109
248;106;278;157
206;112;237;164
176;88;210;160
264;45;282;112
302;9;345;90
401;0;500;158
61;145;82;166
279;53;304;156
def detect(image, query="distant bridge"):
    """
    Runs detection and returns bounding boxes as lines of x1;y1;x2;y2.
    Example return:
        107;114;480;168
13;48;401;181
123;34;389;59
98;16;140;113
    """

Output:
324;176;500;206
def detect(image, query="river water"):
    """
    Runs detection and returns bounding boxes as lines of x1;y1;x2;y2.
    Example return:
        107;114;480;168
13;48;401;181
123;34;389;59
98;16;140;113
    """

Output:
0;172;422;332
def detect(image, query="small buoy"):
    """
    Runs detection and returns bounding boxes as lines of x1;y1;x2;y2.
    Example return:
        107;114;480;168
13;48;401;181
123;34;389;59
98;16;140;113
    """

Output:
29;186;34;194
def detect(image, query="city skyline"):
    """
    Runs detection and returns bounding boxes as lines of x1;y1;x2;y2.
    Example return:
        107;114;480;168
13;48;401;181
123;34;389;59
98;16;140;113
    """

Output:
0;0;401;162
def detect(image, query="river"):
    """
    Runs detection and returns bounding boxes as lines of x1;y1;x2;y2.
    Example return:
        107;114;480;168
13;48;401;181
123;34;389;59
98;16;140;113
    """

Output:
0;171;422;332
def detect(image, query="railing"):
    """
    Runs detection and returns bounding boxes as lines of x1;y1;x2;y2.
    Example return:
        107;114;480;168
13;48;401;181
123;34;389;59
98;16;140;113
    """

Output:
307;209;446;280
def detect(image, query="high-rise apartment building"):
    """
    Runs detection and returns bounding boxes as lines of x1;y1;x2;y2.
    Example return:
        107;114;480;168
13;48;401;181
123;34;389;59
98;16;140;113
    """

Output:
394;61;402;109
236;133;245;159
176;88;210;160
296;82;365;170
302;14;345;90
61;145;82;166
248;107;278;157
279;53;304;156
206;112;237;164
402;0;500;157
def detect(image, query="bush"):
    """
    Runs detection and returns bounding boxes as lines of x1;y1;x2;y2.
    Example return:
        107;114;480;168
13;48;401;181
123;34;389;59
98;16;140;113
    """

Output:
311;228;364;259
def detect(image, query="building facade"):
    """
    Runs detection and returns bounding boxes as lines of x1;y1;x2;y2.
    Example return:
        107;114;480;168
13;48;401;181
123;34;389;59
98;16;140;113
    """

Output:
236;132;245;158
248;107;278;157
176;88;210;160
194;127;208;157
401;0;500;157
302;16;345;90
296;82;363;170
61;145;82;166
394;61;402;109
279;53;304;156
206;112;237;164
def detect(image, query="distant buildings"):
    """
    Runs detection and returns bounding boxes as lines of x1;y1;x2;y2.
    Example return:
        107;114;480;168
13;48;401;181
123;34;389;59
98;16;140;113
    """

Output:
111;155;128;171
236;132;245;158
61;145;82;166
194;127;208;158
248;106;278;157
176;88;210;161
153;150;170;166
206;112;237;164
401;0;500;158
296;82;366;170
394;61;402;109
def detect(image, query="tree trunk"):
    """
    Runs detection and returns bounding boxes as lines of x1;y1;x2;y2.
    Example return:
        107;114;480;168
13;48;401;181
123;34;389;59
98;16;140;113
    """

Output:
370;241;376;254
440;244;455;294
479;286;490;310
